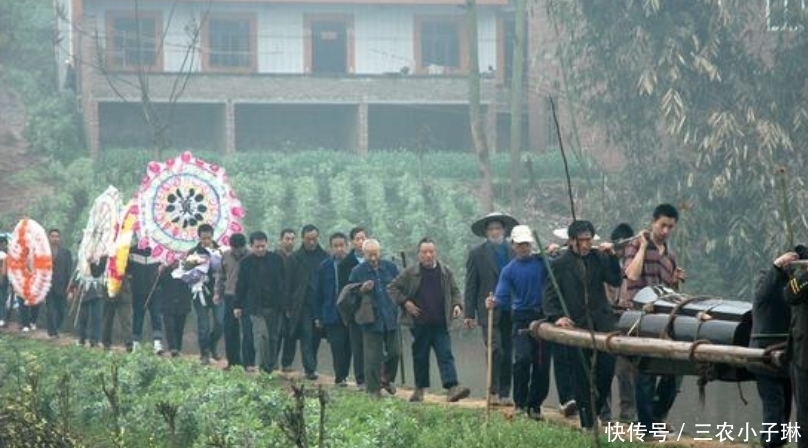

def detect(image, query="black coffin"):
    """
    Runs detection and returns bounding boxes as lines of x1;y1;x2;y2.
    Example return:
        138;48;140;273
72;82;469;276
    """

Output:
631;286;753;323
617;287;754;381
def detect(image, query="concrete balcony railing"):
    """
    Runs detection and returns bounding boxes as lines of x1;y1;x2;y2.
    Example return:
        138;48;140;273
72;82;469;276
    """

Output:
83;72;509;105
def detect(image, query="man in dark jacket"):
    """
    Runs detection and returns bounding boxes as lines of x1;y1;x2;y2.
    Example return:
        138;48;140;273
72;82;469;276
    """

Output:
315;232;351;385
235;231;286;374
751;248;801;448
784;249;808;448
543;220;622;429
46;228;73;338
159;260;193;357
215;233;254;370
187;223;223;364
389;238;470;403
128;243;164;354
464;212;518;406
338;226;367;387
276;228;296;368
283;224;329;380
348;238;400;397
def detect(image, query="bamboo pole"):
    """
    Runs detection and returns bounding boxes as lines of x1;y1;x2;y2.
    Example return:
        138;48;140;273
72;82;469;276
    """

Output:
529;321;781;369
485;304;494;422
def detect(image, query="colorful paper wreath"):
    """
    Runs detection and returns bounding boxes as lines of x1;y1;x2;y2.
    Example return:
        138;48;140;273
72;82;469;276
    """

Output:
77;185;121;280
107;199;139;298
136;152;245;264
6;218;53;305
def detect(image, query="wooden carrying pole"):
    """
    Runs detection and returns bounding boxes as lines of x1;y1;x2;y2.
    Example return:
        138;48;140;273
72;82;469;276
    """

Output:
529;321;781;370
485;305;494;421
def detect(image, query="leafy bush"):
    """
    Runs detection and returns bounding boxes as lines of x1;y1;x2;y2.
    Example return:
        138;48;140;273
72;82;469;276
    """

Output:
0;337;648;448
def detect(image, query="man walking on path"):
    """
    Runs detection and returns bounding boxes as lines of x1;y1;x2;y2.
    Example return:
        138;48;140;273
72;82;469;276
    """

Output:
389;238;470;403
348;238;400;397
234;231;286;374
487;225;551;420
464;212;517;405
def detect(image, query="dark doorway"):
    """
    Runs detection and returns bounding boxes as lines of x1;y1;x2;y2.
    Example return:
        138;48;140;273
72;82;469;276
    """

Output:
311;20;348;74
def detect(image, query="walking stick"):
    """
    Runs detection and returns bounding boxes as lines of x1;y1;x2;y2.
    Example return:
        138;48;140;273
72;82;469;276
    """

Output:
398;251;407;386
142;270;161;311
485;299;494;422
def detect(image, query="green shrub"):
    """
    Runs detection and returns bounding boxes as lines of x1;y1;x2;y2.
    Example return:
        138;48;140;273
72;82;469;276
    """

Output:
0;337;651;448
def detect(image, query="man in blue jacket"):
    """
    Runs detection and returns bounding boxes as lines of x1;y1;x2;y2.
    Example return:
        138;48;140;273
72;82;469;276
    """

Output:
486;224;550;420
348;238;400;397
316;232;351;386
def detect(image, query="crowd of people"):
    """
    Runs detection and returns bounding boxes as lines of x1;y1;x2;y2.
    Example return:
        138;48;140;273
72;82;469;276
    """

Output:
1;202;807;447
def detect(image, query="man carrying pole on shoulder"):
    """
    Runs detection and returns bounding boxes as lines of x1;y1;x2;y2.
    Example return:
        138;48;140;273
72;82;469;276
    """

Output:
543;220;622;429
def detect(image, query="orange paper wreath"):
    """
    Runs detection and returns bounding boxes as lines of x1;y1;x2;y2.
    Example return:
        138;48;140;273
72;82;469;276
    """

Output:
6;218;53;305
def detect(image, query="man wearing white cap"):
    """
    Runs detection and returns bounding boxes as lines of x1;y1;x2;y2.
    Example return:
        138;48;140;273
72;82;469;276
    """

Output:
486;224;551;420
465;212;518;405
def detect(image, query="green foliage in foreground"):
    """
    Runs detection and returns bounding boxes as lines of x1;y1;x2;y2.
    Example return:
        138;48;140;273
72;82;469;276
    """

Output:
0;336;642;448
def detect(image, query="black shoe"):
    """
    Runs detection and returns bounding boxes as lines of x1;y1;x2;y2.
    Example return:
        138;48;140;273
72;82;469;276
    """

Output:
528;408;544;421
305;372;319;381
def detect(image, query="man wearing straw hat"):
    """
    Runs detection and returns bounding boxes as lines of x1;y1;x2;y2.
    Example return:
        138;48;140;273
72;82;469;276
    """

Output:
465;212;518;406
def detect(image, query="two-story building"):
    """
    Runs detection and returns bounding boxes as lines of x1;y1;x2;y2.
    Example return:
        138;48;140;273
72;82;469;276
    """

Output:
59;0;535;155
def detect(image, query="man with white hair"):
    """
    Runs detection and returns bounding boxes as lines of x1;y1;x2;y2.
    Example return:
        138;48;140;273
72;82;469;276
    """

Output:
464;212;518;406
348;238;400;397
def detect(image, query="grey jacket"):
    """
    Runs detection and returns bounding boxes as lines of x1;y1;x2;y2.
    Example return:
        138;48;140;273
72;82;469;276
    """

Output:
215;247;250;297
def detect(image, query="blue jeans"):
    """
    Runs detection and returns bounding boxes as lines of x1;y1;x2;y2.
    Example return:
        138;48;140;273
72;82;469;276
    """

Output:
410;325;459;389
132;289;163;342
224;294;255;367
77;298;103;345
193;299;224;356
635;373;679;429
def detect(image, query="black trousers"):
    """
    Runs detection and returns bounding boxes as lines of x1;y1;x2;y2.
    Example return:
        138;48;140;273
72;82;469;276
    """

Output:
349;321;365;384
21;303;41;328
102;297;132;349
46;292;67;336
326;322;352;383
511;311;550;412
570;347;615;428
756;372;792;448
224;294;255;367
164;313;188;353
792;366;808;448
551;341;575;404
